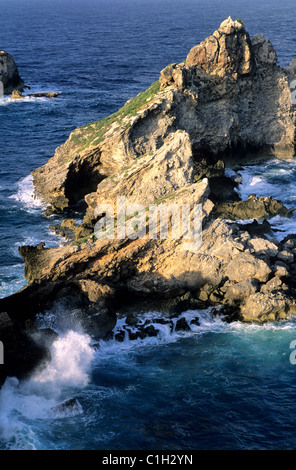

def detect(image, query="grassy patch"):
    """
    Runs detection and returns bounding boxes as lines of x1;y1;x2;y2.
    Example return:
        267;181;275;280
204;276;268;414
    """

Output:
68;80;161;155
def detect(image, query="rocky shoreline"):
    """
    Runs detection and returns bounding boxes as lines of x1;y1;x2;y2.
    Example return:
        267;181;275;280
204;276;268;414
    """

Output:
1;17;296;386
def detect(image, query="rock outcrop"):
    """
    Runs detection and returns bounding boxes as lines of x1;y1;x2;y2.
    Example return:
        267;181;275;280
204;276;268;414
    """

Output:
1;18;296;385
0;51;24;95
32;17;296;215
10;90;60;100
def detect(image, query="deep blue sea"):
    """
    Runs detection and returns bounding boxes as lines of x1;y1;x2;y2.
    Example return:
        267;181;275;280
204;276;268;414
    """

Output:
1;0;296;450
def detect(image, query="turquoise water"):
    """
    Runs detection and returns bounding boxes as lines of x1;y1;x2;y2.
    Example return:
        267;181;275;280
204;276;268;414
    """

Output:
2;312;296;450
1;0;296;450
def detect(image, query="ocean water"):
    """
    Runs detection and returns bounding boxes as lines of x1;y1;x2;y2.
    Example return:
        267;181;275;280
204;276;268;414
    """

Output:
1;0;296;450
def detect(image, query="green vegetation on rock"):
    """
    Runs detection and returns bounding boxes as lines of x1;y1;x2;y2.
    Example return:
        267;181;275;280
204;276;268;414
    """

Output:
68;80;161;154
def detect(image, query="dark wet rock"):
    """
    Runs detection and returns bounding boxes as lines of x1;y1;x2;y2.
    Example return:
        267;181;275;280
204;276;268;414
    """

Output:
114;330;125;342
213;194;294;221
30;328;59;349
142;325;159;337
50;398;83;418
236;219;273;236
126;328;145;341
126;314;138;326
175;317;191;331
0;312;51;388
0;51;24;94
209;174;241;204
166;292;205;314
153;318;174;332
28;91;60;98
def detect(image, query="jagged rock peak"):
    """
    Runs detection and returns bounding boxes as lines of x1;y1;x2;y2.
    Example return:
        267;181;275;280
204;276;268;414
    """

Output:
186;16;255;78
160;17;279;86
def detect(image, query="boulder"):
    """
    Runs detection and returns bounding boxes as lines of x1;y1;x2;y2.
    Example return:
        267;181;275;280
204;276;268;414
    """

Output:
224;252;271;283
222;279;258;304
50;398;83;418
240;292;296;323
247;238;279;257
277;250;294;264
0;51;24;94
261;277;287;293
273;261;290;278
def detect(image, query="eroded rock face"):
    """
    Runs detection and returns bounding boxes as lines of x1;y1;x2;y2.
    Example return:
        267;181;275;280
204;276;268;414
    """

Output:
0;51;24;95
186;17;255;78
84;131;195;225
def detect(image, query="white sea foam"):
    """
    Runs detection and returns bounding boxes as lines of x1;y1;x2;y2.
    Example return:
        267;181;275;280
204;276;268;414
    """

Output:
0;88;56;107
96;308;227;361
1;306;296;449
249;176;263;186
232;158;296;240
9;175;45;210
34;330;95;389
0;329;94;449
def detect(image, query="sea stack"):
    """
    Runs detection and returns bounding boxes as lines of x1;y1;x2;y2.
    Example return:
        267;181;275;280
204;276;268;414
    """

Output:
0;50;24;95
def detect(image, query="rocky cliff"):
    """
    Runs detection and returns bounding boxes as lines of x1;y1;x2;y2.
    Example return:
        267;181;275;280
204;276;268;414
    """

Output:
1;18;296;385
0;51;24;94
32;17;296;215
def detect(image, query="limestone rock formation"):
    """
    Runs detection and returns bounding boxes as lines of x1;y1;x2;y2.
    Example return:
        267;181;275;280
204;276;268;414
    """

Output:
2;18;296;385
32;17;296;215
186;17;255;77
5;18;296;327
0;51;24;95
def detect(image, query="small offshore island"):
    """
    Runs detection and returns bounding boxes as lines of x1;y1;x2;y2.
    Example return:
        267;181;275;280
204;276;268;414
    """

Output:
0;50;60;99
1;17;296;386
